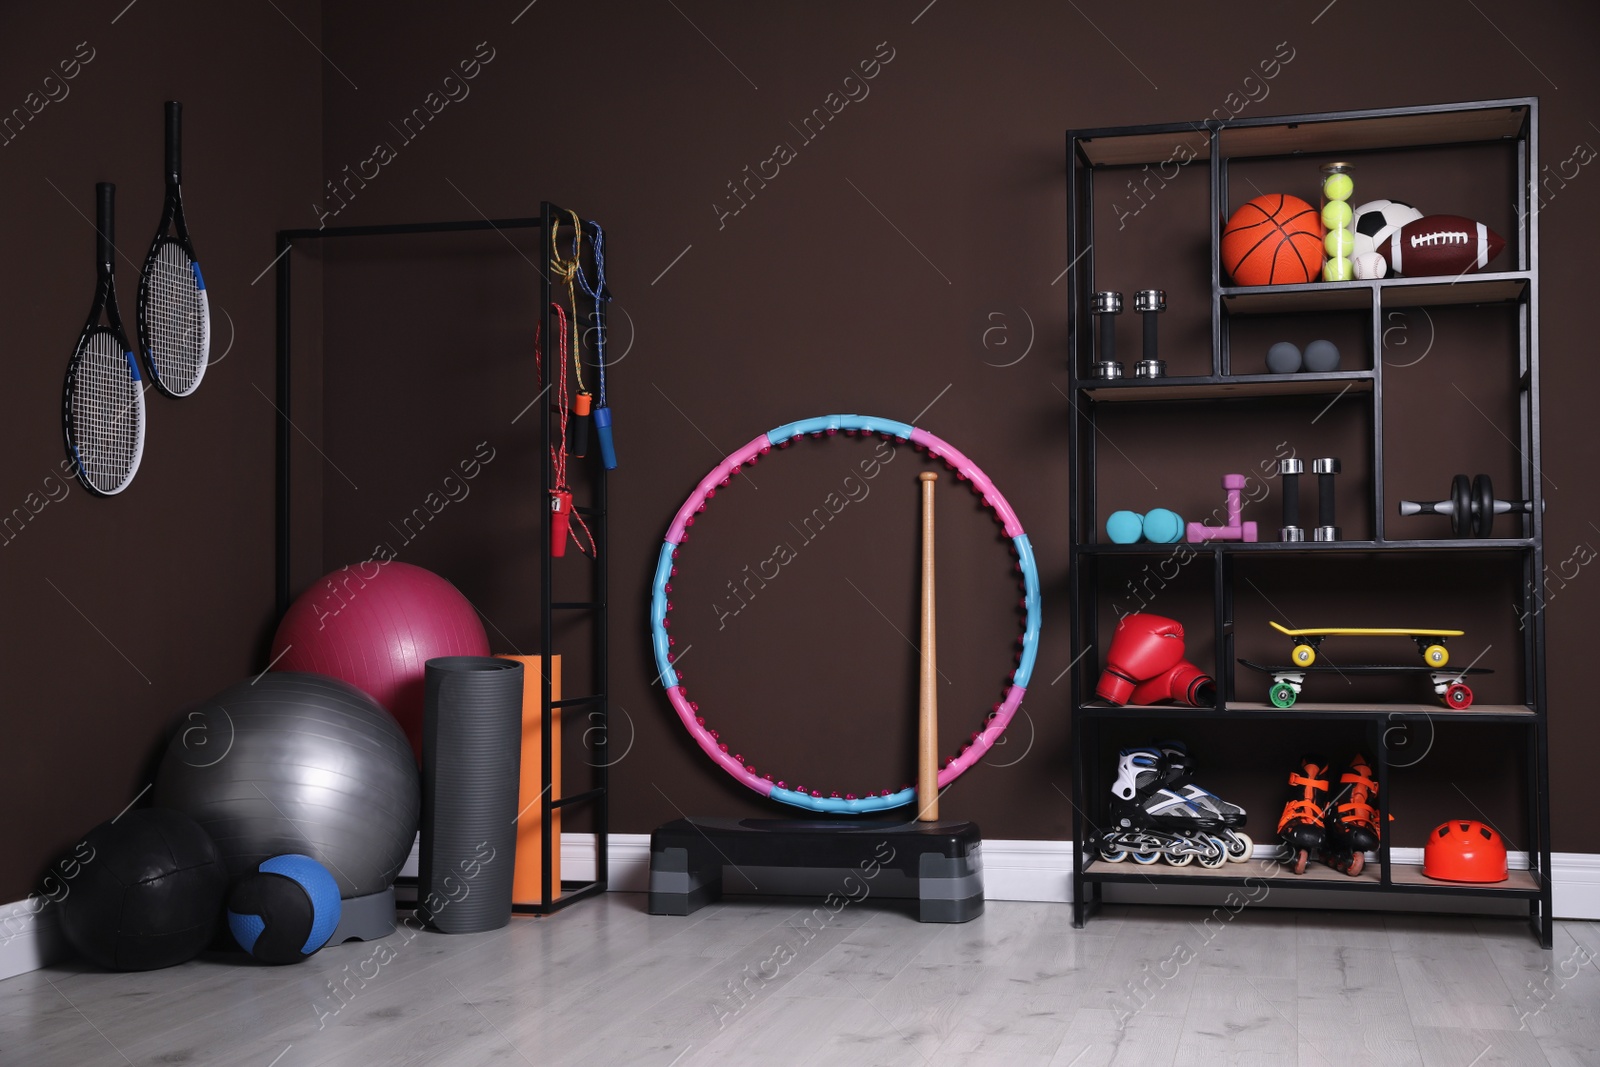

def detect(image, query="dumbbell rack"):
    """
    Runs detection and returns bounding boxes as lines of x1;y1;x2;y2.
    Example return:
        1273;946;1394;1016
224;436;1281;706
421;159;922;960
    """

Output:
1064;99;1553;946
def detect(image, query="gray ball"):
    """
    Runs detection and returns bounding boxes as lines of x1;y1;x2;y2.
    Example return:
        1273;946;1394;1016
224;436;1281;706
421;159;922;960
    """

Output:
152;672;420;899
1303;339;1341;372
1266;342;1302;374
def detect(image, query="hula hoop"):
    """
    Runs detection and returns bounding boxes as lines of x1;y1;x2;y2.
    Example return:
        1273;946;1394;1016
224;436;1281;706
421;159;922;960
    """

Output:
650;414;1042;814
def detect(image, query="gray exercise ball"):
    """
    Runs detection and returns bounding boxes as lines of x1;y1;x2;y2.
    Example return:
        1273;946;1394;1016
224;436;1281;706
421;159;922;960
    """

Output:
152;672;419;899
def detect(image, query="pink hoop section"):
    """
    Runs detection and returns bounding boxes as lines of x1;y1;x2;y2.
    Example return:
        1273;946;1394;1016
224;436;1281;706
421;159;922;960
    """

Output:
910;428;1023;539
939;683;1025;786
665;433;771;544
667;685;776;797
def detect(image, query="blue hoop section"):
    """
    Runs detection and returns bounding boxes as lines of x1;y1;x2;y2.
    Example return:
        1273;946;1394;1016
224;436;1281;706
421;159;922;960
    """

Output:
651;413;1042;813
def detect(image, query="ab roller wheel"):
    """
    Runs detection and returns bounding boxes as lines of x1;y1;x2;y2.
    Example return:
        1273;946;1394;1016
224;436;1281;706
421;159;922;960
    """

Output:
1399;474;1535;538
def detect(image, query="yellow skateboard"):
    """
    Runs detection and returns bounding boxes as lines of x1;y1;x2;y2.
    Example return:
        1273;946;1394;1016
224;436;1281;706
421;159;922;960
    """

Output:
1269;621;1463;668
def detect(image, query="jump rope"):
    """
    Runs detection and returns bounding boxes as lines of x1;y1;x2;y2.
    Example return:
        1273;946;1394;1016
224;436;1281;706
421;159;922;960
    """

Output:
537;212;615;557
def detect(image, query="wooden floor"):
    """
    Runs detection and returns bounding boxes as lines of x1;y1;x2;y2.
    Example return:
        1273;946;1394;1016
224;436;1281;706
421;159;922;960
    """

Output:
3;895;1597;1066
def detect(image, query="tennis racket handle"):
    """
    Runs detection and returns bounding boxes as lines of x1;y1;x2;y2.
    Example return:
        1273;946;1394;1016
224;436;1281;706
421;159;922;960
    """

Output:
96;182;114;267
594;406;618;470
550;490;572;557
571;392;592;458
165;101;182;179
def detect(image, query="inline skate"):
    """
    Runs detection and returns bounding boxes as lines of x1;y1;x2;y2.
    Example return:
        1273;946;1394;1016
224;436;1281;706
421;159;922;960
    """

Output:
1097;747;1232;868
1321;752;1381;876
1157;741;1253;862
1277;755;1330;875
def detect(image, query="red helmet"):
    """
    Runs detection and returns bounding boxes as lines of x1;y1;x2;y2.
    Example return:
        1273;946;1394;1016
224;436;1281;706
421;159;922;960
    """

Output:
1423;820;1508;883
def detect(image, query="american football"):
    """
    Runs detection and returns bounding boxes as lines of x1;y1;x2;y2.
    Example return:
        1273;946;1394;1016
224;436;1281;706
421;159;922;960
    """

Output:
1384;214;1505;276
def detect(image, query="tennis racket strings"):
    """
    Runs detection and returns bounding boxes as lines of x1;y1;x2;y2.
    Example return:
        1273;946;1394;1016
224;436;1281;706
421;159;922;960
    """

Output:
141;239;208;393
67;331;144;492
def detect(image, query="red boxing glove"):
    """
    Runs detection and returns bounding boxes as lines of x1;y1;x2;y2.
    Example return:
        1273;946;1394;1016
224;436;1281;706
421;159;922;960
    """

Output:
1096;613;1186;705
1129;660;1215;707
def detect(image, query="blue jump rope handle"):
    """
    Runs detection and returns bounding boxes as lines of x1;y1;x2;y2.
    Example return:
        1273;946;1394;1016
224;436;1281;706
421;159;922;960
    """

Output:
594;406;617;470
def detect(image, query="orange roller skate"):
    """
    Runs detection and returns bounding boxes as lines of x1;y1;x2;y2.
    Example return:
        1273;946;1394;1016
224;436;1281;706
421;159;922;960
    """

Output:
1322;753;1382;877
1277;755;1330;875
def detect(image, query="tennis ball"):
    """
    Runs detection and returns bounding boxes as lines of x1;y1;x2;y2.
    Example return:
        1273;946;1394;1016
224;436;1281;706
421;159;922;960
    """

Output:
1324;228;1353;258
1323;256;1353;282
1323;172;1353;201
1321;200;1352;229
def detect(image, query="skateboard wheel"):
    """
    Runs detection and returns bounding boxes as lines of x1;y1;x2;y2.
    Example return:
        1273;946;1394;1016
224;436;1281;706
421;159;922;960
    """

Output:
1423;643;1449;667
1291;643;1316;667
1270;682;1298;708
1444;682;1473;709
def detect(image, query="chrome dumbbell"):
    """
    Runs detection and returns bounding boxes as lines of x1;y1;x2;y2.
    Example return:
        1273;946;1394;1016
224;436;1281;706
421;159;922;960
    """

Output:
1279;458;1305;542
1091;291;1123;379
1313;458;1341;542
1133;289;1166;379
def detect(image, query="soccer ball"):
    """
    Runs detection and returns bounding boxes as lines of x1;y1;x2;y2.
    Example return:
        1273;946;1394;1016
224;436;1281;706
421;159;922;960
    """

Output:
1351;199;1422;259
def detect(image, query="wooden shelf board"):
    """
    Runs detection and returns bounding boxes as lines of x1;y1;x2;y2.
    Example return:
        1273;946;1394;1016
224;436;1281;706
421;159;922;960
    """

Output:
1075;104;1527;168
1218;106;1527;160
1388;865;1541;892
1083;856;1541;896
1221;273;1528;315
1224;701;1535;720
1074;539;1534;555
1076;701;1535;720
1084;855;1379;886
1080;373;1371;402
1076;128;1210;167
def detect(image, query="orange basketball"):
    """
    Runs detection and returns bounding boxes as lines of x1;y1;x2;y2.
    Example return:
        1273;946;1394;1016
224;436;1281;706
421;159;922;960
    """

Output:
1221;194;1323;286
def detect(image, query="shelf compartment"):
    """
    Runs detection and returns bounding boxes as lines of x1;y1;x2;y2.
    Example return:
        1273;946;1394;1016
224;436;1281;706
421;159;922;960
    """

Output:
1221;273;1529;315
1078;371;1371;402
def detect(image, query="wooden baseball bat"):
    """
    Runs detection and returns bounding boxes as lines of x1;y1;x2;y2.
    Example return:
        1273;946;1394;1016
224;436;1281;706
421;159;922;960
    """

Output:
918;471;939;822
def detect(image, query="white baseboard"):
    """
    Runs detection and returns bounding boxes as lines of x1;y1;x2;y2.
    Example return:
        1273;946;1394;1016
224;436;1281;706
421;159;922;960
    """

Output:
0;896;65;982
7;837;1594;985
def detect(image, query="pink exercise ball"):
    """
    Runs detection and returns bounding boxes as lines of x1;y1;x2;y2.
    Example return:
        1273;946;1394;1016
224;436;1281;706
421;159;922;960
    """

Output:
270;562;489;760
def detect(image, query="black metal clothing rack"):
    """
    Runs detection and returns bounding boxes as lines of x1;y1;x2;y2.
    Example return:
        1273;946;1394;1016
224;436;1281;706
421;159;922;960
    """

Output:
274;201;609;915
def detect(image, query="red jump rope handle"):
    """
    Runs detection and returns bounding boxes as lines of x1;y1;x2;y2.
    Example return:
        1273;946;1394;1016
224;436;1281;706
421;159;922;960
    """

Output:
550;490;573;557
571;392;592;458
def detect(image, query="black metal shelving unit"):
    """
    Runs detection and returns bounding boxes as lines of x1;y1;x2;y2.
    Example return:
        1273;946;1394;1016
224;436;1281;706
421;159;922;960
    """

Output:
274;201;609;916
1065;99;1553;946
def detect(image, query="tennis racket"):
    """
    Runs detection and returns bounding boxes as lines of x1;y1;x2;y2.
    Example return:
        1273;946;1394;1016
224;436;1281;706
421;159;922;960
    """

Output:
63;182;145;496
136;100;209;397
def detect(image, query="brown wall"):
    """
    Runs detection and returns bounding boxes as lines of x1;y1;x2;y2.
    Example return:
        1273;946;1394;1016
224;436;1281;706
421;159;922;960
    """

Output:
6;1;1600;904
0;1;323;902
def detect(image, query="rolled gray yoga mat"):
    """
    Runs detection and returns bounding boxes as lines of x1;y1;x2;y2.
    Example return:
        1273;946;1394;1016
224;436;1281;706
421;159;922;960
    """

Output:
420;656;522;933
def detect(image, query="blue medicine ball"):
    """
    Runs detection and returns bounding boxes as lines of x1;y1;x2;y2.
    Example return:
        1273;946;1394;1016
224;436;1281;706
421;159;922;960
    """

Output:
227;854;342;964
